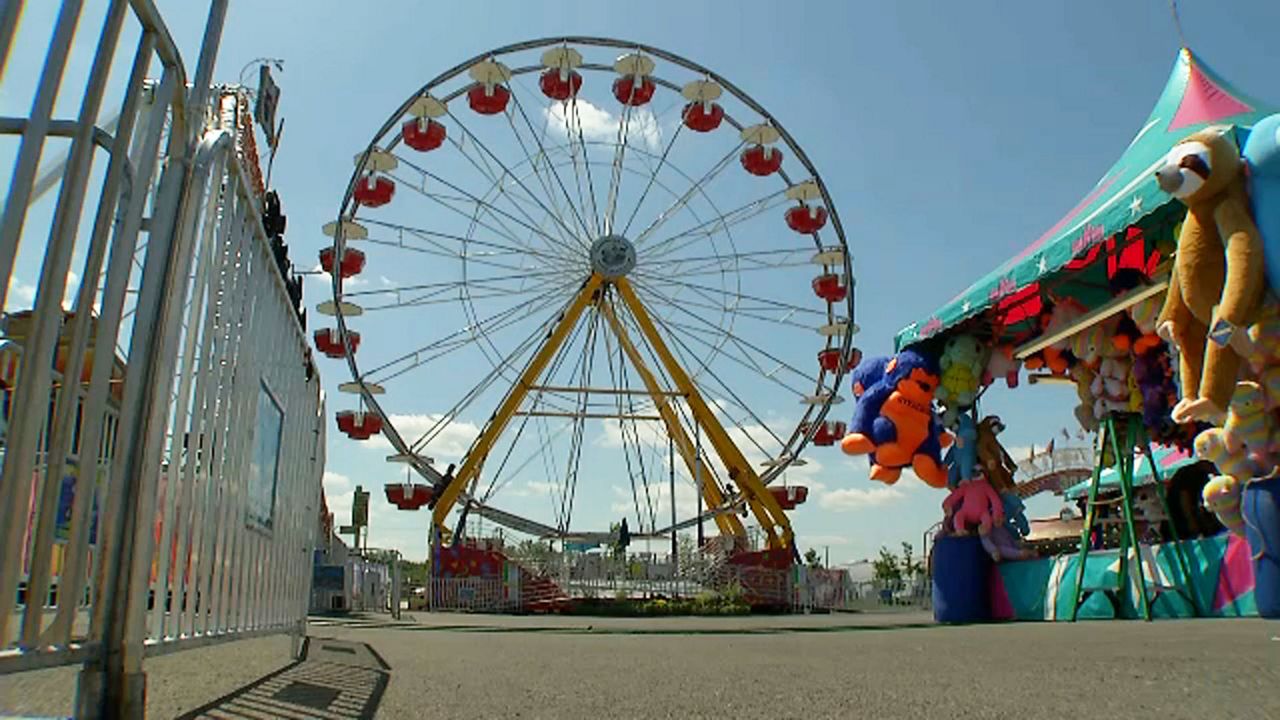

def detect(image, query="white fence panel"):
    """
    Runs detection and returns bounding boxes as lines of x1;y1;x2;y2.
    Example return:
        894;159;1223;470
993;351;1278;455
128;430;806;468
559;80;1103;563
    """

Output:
0;2;324;716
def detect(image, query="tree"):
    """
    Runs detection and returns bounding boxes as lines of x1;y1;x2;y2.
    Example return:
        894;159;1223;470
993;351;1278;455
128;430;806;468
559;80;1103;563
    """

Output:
900;542;924;579
872;545;902;585
803;548;823;569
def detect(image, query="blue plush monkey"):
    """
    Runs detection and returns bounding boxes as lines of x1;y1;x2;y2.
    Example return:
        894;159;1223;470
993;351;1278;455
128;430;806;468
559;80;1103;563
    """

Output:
943;412;978;489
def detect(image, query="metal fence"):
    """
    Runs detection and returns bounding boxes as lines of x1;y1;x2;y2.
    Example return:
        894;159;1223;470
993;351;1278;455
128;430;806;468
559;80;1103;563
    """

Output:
0;2;323;716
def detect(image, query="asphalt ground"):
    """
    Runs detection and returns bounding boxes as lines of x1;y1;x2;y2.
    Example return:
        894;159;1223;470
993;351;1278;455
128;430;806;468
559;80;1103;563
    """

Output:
2;612;1278;719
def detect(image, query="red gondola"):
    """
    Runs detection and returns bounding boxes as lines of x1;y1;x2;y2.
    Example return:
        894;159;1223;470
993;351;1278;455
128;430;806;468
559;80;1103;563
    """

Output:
336;410;383;440
811;273;847;303
740;145;783;176
769;485;810;510
385;483;434;510
786;205;828;234
319;246;366;279
810;421;846;447
612;75;655;106
353;176;395;207
402;117;447;152
682;102;724;132
468;83;511;115
313;329;360;359
539;68;583;100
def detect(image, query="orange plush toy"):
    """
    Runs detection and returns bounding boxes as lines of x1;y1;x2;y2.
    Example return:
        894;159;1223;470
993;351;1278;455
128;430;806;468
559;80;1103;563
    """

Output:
1155;127;1268;423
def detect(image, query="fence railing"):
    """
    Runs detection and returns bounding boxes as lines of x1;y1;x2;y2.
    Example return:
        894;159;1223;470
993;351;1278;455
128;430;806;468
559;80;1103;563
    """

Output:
427;578;521;613
0;2;323;716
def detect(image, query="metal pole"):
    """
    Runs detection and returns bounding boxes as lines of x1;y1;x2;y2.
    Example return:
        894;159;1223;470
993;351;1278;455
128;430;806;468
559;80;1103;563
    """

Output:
0;0;83;314
669;433;677;573
695;421;704;548
0;0;24;84
185;0;228;143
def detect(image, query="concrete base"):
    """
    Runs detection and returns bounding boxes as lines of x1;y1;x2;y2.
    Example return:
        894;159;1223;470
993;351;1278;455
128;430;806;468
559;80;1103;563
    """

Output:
76;667;146;719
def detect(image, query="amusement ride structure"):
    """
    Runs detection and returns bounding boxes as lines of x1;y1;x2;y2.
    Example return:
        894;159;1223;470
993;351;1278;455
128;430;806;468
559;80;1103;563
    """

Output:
318;38;855;554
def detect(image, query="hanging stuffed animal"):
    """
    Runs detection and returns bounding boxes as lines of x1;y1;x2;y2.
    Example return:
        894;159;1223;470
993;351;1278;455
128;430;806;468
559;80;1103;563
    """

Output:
1242;113;1280;295
1128;294;1165;355
943;412;979;488
975;415;1018;491
937;335;988;428
849;355;890;401
1202;475;1246;536
1091;318;1133;419
1241;298;1280;411
841;349;952;488
1154;127;1268;423
982;343;1021;389
942;472;1005;536
1192;381;1276;480
1025;300;1084;376
1132;342;1182;445
1067;327;1104;432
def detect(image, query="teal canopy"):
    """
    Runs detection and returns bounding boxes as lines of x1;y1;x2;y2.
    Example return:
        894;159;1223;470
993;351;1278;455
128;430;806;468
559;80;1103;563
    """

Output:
895;49;1279;352
1062;445;1202;500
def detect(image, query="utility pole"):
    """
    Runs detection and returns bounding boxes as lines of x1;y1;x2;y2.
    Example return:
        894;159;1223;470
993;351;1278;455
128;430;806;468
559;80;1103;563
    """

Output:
825;545;830;569
669;433;677;573
695;421;704;548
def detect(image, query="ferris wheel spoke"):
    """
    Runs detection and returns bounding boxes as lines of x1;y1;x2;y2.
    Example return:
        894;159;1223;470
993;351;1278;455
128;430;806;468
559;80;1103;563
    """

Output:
631;273;828;319
619;117;685;239
412;283;601;455
504;80;602;243
358;275;570;313
614;288;787;456
643;246;811;277
345;269;567;301
408;306;568;455
363;278;575;382
440;108;583;256
601;101;636;236
638;280;819;334
564;94;604;236
391;157;584;262
643;188;791;263
631;140;745;247
629;277;820;393
442;105;593;247
358;217;573;274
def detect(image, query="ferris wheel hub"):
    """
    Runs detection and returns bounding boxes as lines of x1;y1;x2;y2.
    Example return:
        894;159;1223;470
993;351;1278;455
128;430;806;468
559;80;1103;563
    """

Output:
589;234;637;278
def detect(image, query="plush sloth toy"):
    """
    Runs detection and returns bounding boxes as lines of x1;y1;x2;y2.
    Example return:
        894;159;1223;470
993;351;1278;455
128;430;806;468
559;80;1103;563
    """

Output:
1155;126;1267;423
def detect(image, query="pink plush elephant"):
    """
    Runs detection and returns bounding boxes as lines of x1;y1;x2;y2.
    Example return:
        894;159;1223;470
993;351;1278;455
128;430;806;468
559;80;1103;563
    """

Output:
942;476;1005;535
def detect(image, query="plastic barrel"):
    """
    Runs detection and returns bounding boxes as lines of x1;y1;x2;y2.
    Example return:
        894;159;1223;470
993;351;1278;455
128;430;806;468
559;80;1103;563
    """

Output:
1242;477;1280;619
932;534;992;623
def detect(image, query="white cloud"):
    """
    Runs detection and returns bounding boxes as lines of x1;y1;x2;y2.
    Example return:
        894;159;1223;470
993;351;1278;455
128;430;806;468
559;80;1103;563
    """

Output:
305;263;365;289
324;470;354;494
5;270;79;312
800;534;851;547
818;486;905;512
544;99;662;152
511;480;556;497
360;413;480;462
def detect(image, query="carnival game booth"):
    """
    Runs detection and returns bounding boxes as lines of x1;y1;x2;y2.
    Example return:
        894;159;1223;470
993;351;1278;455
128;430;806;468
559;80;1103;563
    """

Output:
872;48;1280;622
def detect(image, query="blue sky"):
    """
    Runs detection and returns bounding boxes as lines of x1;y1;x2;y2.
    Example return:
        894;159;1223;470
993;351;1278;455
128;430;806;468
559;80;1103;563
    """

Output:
5;1;1279;564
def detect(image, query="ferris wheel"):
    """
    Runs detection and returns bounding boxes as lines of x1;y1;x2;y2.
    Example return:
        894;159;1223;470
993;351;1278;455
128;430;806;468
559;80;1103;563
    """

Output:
318;38;856;551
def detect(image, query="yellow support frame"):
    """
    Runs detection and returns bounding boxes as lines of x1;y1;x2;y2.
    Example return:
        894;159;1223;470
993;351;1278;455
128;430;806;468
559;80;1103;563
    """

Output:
613;278;794;550
431;274;604;529
598;297;746;538
430;273;795;551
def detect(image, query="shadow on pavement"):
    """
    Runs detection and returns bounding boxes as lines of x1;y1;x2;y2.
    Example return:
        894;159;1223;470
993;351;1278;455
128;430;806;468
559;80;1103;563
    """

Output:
175;638;390;720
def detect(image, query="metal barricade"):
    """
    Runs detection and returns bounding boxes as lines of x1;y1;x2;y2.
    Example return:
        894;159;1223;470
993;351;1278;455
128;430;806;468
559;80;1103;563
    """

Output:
0;2;323;716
